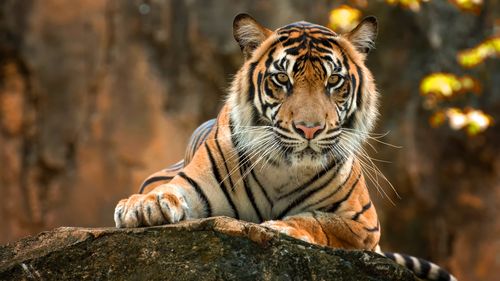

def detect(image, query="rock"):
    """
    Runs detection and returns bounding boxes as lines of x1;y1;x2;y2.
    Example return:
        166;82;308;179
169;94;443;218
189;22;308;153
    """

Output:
0;217;416;281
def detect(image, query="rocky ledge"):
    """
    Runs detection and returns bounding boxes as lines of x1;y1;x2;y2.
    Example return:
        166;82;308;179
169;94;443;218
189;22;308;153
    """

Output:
0;217;416;281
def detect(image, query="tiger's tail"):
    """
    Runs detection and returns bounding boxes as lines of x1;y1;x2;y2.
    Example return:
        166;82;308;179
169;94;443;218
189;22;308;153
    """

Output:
374;246;457;281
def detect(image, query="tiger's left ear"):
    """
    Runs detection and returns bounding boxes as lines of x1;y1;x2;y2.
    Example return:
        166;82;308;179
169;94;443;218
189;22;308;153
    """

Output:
345;16;378;54
233;13;273;60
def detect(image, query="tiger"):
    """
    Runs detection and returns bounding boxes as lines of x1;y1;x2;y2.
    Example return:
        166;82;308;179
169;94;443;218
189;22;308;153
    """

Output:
114;14;457;281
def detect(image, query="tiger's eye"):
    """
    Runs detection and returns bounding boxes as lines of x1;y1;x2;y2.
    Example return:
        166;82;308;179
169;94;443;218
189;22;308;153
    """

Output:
276;73;289;84
328;74;342;86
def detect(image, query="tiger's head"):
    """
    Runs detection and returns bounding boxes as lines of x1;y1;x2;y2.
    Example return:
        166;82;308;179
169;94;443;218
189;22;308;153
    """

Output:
228;14;379;168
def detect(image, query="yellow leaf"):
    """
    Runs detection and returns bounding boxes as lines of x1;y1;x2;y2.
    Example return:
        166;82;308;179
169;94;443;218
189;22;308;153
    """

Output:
458;37;500;68
448;0;483;14
432;107;493;135
385;0;426;11
328;5;362;33
420;73;481;102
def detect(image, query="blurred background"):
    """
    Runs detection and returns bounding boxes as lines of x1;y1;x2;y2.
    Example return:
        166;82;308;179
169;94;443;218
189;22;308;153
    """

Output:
0;0;498;280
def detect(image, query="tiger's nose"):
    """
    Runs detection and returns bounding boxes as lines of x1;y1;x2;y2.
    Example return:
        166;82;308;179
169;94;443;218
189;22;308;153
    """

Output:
292;121;325;140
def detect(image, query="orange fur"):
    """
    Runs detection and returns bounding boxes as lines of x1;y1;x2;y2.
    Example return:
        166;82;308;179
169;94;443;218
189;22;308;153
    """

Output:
114;14;458;281
116;15;381;251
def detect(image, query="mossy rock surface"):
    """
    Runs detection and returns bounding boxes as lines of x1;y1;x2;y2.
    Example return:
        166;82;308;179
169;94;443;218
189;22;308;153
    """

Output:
0;217;416;281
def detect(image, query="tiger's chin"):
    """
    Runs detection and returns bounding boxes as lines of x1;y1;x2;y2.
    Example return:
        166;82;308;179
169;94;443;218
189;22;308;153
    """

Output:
286;148;335;169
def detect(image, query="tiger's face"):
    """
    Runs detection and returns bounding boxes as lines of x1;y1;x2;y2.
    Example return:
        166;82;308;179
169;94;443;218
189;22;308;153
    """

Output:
230;14;379;168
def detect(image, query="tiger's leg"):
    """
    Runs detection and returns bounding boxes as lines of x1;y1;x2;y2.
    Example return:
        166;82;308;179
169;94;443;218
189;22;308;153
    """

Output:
114;115;236;228
114;150;236;228
114;172;212;228
261;210;380;250
262;159;380;250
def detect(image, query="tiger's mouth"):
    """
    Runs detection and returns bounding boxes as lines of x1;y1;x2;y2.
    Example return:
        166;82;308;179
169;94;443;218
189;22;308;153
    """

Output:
275;133;340;153
266;124;344;165
263;133;341;167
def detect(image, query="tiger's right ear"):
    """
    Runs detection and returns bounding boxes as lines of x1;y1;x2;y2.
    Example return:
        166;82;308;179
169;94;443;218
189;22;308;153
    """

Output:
233;14;273;60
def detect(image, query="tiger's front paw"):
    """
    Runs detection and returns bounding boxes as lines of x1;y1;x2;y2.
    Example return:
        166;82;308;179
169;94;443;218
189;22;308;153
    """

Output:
261;220;315;244
114;192;188;228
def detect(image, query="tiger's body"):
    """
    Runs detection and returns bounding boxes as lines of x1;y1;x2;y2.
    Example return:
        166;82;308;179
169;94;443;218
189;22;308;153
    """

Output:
115;14;456;281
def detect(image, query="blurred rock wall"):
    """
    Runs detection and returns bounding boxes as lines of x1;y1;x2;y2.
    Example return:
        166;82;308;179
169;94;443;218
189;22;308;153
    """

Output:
0;1;498;280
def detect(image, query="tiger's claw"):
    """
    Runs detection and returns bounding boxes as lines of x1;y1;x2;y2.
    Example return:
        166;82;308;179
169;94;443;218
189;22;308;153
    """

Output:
114;192;187;228
261;220;315;244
